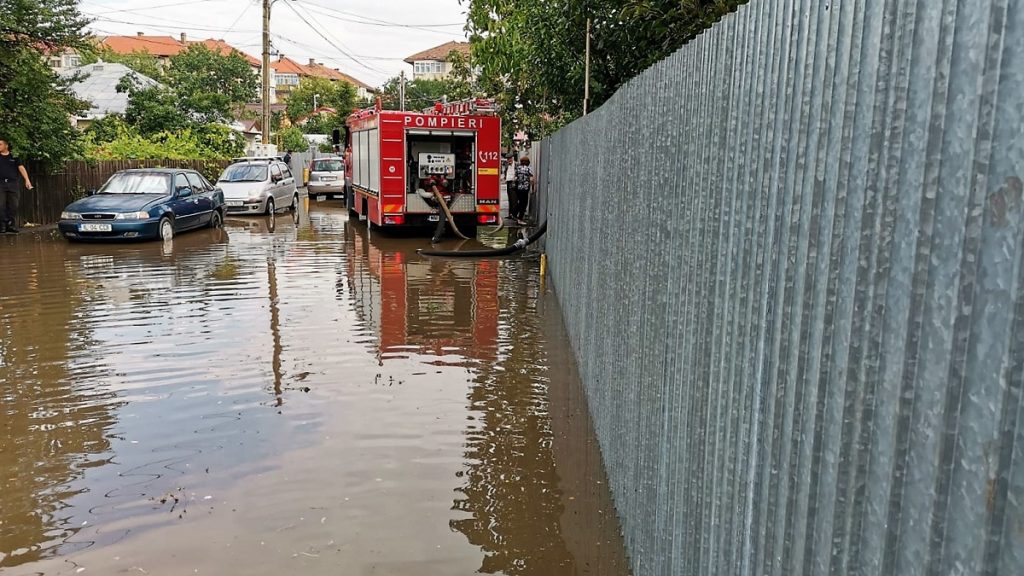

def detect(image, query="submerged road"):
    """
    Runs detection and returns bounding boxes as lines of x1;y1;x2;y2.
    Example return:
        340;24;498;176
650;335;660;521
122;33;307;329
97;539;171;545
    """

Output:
0;202;629;576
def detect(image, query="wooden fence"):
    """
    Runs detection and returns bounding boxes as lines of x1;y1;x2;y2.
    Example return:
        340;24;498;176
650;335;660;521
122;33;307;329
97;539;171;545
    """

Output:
21;159;232;226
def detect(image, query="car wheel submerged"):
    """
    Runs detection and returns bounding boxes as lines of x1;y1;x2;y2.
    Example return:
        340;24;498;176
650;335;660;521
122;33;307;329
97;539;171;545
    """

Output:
290;193;298;212
265;197;276;216
159;216;174;241
209;210;223;228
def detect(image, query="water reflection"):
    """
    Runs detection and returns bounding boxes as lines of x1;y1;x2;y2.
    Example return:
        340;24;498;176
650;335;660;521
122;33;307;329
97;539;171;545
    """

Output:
337;220;629;575
0;237;119;566
341;222;499;365
1;209;628;575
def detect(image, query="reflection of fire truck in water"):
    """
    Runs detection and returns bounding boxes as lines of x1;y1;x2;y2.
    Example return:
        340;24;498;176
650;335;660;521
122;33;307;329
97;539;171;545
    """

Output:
344;223;499;364
345;99;502;235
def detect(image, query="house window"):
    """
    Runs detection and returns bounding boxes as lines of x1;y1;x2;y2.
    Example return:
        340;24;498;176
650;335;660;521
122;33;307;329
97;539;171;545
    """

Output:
277;74;299;86
49;58;62;68
68;56;81;67
414;61;445;75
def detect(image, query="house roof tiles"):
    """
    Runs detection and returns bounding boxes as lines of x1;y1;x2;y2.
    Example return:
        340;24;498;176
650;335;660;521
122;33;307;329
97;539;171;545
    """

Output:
403;41;471;64
100;34;187;58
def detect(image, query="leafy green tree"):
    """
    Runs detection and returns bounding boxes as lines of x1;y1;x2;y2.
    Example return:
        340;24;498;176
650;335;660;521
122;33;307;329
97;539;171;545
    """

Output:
379;76;469;111
463;0;748;136
118;76;192;136
82;124;243;160
83;114;130;143
0;0;89;161
167;44;259;122
286;77;357;126
80;47;163;80
279;126;308;152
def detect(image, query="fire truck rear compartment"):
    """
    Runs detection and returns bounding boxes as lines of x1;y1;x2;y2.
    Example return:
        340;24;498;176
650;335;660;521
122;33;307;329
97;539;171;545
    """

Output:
405;133;476;215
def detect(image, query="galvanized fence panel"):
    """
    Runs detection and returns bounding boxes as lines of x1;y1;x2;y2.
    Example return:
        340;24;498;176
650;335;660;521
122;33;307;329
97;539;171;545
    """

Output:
540;0;1024;575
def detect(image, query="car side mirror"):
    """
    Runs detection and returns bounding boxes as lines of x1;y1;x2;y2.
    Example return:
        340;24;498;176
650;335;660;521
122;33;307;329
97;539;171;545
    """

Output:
86;188;97;196
177;186;193;198
271;174;282;183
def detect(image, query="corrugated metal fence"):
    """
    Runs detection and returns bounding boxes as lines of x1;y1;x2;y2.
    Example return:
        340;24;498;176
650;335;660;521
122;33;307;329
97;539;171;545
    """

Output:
541;0;1024;575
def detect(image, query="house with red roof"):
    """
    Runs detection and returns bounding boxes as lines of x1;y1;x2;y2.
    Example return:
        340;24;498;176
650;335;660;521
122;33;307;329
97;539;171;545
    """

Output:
404;41;472;81
271;55;374;102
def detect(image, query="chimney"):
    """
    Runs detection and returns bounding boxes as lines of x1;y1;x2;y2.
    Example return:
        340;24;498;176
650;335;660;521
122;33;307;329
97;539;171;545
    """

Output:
180;33;187;43
137;32;144;37
309;58;316;66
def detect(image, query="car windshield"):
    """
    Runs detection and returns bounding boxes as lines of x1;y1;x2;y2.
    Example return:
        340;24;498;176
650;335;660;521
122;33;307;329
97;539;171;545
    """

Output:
220;164;269;182
98;173;170;194
313;159;344;172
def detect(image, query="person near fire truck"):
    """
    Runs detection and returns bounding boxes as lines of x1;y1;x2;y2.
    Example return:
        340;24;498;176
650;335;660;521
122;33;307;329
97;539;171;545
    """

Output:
504;155;518;225
344;144;353;211
513;156;534;225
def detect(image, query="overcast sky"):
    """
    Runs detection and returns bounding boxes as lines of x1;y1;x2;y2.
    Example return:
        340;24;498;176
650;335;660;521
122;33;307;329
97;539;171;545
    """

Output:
79;0;470;87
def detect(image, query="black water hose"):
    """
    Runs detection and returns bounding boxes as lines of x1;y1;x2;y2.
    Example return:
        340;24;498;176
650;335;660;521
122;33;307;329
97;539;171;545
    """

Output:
433;188;470;240
419;220;548;258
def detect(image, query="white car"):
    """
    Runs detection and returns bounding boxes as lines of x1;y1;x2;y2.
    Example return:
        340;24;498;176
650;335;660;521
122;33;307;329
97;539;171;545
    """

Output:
217;159;298;215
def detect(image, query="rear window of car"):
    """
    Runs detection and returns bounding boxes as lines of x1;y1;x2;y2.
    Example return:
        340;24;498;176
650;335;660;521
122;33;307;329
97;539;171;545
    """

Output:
220;164;268;182
99;172;170;195
313;159;344;172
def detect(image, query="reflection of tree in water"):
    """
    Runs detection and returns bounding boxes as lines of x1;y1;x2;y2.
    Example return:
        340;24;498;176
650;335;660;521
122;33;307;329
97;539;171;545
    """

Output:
0;242;118;568
451;258;578;575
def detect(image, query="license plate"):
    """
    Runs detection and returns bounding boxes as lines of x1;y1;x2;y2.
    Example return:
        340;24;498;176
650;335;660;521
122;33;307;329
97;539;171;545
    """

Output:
79;223;112;232
428;214;441;222
316;195;326;201
227;201;243;207
320;176;337;181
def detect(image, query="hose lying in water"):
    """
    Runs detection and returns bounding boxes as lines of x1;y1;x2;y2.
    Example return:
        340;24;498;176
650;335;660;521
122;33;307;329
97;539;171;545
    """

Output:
433;188;470;240
419;220;548;258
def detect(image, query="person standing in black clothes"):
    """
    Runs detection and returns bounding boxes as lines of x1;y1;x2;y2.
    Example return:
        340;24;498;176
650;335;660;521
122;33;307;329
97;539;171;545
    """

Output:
0;139;33;234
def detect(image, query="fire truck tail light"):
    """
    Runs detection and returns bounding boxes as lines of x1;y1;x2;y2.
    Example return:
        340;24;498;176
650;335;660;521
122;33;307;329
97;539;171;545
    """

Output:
478;215;498;225
384;215;405;225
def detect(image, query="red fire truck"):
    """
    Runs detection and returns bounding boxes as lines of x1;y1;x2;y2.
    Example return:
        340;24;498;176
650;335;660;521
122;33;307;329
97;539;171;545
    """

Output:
345;99;502;235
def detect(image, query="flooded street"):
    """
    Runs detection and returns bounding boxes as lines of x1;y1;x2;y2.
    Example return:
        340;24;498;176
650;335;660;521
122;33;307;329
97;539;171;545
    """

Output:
0;202;629;576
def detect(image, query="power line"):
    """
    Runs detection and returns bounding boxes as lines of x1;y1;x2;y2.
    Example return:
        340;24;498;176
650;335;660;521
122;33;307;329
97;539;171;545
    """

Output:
224;1;254;36
85;0;222;16
269;32;405;63
84;12;260;35
298;2;466;32
279;0;386;75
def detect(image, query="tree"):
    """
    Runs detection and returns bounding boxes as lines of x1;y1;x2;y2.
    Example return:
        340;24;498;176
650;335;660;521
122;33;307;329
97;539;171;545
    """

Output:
379;75;471;112
167;44;259;122
286;76;357;127
279;126;308;153
0;0;89;161
118;76;192;136
462;0;748;136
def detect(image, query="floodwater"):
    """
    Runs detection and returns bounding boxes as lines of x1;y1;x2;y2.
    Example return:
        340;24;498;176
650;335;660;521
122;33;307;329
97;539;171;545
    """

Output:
0;202;630;576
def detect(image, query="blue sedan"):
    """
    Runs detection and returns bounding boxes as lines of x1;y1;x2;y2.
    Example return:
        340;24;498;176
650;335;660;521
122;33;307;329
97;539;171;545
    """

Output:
59;169;226;242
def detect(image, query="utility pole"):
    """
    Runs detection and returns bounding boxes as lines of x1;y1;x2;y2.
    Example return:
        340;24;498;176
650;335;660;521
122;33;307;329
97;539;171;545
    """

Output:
583;18;591;116
400;70;407;111
262;0;271;147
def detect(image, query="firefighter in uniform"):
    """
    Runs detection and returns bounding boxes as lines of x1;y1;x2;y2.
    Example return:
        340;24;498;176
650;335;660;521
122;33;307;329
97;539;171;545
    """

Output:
0;139;33;234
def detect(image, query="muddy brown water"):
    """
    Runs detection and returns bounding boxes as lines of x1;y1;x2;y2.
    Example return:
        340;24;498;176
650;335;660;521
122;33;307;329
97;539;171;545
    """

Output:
0;203;630;576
